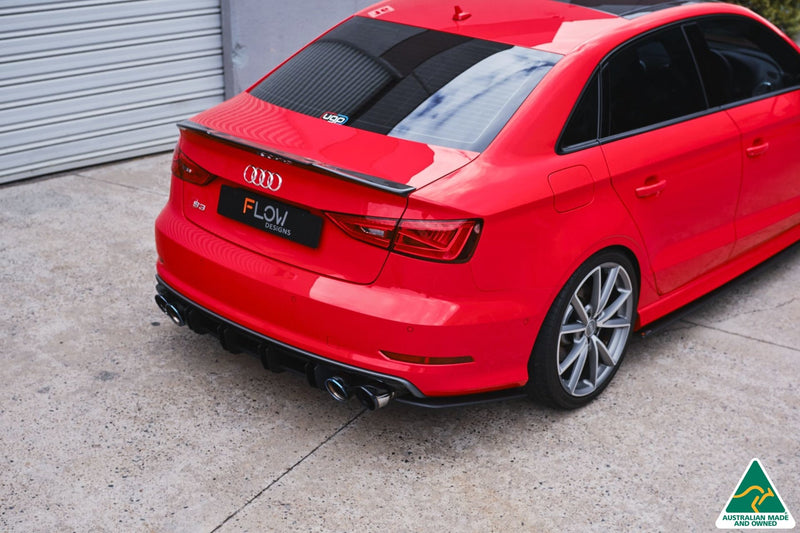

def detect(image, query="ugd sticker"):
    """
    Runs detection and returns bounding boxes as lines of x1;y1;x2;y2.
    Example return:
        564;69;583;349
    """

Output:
716;459;795;529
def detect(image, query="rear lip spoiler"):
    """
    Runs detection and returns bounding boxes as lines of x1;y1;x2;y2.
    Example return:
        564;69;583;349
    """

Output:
177;120;416;196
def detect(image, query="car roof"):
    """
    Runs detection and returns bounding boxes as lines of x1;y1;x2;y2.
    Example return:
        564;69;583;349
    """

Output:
356;0;739;54
554;0;706;18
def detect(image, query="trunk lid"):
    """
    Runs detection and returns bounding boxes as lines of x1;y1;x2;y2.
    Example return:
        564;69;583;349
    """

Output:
176;94;476;284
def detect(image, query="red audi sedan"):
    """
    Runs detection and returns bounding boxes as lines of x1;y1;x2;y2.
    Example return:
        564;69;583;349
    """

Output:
155;0;800;409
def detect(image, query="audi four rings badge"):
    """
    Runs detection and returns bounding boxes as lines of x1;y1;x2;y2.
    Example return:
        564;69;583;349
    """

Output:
244;165;282;192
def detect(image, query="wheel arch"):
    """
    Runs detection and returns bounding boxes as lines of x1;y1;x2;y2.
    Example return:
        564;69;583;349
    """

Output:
554;240;655;331
527;244;641;408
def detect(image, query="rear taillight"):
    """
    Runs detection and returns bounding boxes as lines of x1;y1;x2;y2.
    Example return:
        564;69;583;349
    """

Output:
324;213;396;248
393;219;480;262
171;147;215;185
326;213;481;262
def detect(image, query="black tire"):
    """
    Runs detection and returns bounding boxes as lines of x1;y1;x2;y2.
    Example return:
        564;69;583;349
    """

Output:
528;250;638;409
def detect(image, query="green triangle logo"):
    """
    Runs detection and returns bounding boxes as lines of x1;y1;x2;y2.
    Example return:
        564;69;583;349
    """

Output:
717;459;796;529
726;460;785;514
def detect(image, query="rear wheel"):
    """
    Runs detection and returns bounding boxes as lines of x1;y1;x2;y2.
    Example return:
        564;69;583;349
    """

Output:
528;251;638;409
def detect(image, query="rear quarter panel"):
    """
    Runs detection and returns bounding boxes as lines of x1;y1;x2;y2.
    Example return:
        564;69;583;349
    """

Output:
410;38;657;316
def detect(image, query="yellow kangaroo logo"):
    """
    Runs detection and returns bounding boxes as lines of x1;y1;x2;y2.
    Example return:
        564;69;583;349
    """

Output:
733;485;775;513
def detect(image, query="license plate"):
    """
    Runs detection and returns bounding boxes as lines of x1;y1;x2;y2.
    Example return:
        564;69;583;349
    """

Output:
217;185;323;248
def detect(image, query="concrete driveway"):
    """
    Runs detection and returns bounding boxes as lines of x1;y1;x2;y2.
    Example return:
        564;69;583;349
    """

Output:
1;153;798;532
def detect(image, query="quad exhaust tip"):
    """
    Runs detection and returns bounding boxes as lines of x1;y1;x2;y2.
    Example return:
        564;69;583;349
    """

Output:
324;377;395;410
355;385;395;410
155;294;185;327
324;376;351;402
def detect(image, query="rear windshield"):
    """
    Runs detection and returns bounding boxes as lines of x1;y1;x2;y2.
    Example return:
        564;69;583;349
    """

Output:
250;17;561;152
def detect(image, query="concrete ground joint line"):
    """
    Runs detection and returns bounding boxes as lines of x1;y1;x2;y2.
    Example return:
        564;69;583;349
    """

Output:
682;319;800;353
75;172;167;196
209;408;366;532
668;319;697;332
704;298;798;322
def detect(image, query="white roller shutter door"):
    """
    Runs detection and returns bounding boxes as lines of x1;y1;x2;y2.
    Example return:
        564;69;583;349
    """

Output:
0;0;224;183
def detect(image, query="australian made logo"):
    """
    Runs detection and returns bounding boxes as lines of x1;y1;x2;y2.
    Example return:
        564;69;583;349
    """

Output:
716;459;795;529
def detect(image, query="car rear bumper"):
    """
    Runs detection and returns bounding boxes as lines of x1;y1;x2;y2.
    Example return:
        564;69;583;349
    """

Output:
154;203;540;401
155;277;527;407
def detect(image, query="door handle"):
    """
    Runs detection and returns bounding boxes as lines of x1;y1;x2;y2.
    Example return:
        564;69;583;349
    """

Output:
635;179;667;198
746;140;770;158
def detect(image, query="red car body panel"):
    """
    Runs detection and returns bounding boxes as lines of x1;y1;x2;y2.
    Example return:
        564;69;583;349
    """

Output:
155;0;800;401
728;95;800;255
603;112;742;295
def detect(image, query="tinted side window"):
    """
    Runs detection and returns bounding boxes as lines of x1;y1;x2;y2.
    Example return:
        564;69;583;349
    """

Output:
690;16;800;106
602;27;706;137
560;73;599;150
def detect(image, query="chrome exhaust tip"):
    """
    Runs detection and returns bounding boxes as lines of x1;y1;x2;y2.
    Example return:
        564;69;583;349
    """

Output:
354;385;395;410
324;377;351;402
155;294;169;313
155;294;185;327
165;304;185;326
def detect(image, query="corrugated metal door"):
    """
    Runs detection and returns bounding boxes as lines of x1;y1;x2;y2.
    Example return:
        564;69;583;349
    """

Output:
0;0;224;184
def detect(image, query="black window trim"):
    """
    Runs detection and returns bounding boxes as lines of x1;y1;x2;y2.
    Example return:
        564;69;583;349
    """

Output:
557;14;800;155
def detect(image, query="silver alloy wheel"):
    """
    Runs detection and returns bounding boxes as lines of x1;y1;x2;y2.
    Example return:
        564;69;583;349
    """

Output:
557;262;634;397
